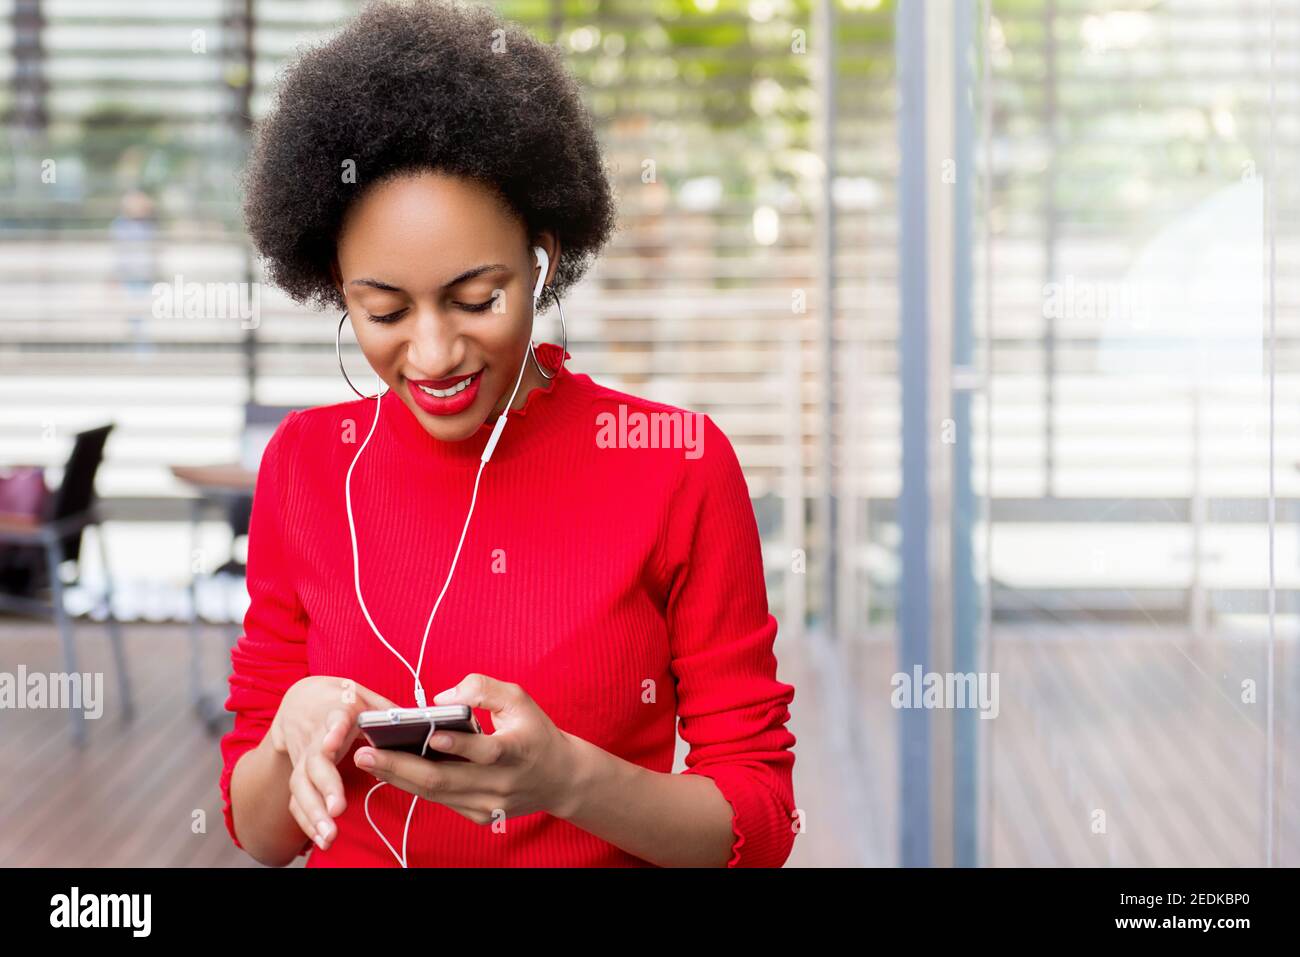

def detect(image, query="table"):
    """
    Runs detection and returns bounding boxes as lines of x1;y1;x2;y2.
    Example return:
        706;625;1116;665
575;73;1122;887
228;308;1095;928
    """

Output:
170;463;256;733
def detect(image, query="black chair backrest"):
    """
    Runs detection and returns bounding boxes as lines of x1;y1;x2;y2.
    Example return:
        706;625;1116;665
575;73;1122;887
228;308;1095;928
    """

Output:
47;423;113;564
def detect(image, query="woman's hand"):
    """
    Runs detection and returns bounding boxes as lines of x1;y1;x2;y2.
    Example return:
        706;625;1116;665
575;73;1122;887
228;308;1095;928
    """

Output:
268;675;397;851
352;673;578;826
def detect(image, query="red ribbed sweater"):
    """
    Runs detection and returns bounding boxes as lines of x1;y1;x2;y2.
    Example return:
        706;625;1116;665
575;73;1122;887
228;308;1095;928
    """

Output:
219;343;797;867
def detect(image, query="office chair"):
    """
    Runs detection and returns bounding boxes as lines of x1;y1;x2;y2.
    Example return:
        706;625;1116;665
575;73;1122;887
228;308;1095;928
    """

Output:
0;423;135;746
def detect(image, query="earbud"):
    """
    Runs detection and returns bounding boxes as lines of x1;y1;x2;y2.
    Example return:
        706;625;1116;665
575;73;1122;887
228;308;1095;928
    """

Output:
532;245;549;304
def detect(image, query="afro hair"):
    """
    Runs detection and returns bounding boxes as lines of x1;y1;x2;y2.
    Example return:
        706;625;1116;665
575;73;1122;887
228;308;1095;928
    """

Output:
240;0;618;313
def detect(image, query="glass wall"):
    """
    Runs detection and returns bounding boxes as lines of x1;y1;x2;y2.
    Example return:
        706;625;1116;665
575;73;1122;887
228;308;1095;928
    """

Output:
974;0;1294;866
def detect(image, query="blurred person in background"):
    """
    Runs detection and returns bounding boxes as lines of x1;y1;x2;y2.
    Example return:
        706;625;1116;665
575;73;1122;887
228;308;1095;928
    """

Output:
109;187;158;355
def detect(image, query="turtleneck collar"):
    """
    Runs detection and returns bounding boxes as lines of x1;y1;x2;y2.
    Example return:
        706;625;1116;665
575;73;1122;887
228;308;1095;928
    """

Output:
379;341;573;466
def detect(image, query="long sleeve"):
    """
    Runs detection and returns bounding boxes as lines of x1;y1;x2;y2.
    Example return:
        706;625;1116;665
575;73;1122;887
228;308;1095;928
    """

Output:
218;410;312;854
661;414;798;868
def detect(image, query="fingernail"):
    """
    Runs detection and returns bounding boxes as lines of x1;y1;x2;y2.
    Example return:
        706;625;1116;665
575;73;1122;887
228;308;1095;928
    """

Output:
429;734;450;749
355;750;375;768
313;832;327;850
316;819;333;840
326;794;342;815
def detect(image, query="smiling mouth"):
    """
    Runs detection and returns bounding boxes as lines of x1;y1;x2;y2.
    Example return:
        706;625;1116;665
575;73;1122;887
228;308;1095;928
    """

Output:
405;369;484;417
414;372;478;398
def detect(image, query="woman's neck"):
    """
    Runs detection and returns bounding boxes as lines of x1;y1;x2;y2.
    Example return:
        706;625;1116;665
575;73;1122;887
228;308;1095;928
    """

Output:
488;346;555;422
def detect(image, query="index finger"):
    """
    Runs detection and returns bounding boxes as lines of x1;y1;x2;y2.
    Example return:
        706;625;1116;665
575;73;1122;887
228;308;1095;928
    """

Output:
320;681;395;762
320;708;357;762
350;681;399;713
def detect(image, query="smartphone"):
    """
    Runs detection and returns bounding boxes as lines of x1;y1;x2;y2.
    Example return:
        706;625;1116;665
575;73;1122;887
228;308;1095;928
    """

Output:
356;705;482;761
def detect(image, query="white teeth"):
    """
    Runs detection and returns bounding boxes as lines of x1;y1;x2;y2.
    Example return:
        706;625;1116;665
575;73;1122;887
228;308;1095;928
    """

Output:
417;374;475;398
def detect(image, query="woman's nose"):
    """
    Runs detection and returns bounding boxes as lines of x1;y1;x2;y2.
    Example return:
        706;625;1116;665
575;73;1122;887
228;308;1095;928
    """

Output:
404;306;462;375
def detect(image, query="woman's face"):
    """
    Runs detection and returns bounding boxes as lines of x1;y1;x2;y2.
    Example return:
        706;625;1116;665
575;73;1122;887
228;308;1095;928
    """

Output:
332;170;559;443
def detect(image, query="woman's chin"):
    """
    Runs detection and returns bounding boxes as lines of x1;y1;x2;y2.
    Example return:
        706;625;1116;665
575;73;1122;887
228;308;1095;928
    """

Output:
417;410;487;443
400;382;494;442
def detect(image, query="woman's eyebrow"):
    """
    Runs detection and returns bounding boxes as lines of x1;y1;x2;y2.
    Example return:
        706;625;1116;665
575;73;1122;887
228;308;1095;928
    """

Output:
349;277;403;291
348;263;508;292
444;263;508;286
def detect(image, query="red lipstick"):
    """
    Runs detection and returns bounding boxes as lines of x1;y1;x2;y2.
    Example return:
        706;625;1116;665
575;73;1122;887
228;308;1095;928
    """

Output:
406;370;482;416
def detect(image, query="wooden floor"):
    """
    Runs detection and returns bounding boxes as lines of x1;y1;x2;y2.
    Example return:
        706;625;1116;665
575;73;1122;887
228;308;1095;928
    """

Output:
1;616;1292;867
0;618;267;867
982;625;1297;867
847;623;1298;866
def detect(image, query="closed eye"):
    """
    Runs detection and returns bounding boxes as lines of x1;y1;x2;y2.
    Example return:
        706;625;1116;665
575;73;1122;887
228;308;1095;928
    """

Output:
365;297;497;323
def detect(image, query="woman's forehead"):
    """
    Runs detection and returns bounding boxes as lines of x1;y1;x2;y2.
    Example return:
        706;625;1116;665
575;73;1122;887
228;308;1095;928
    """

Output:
346;171;518;231
338;173;524;277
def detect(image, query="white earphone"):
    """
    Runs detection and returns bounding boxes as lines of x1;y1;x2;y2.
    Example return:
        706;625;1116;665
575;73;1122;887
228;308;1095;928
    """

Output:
532;244;549;303
341;246;550;867
481;244;548;462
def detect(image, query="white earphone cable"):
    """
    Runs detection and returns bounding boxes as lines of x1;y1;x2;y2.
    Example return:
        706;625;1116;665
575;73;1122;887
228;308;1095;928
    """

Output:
344;248;548;867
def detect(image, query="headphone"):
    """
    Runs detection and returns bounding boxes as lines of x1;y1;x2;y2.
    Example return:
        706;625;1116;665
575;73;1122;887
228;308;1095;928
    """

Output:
342;246;550;867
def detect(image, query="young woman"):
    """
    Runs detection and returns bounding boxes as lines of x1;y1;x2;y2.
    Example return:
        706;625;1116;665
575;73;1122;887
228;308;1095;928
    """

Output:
221;0;797;868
